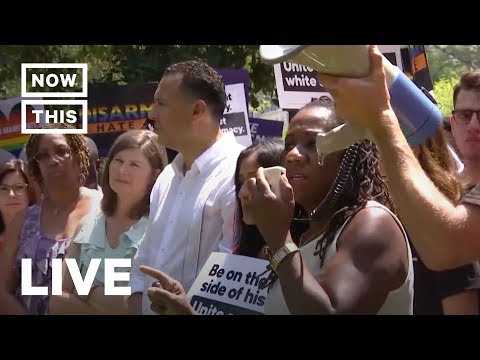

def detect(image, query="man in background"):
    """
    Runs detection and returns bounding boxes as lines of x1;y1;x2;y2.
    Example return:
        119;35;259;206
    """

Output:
83;136;101;191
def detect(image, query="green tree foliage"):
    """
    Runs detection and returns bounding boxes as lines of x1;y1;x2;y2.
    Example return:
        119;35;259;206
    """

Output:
4;45;475;113
425;45;480;83
0;45;275;109
432;76;458;117
425;45;480;115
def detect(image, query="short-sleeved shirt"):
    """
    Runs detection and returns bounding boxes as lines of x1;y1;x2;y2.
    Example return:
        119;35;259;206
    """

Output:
411;245;480;315
413;184;480;314
75;210;148;287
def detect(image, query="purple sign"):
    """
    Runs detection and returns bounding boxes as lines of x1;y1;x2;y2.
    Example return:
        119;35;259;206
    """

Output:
249;117;284;142
217;68;250;110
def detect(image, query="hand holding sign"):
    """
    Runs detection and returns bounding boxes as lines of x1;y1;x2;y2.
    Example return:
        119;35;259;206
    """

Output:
139;265;196;315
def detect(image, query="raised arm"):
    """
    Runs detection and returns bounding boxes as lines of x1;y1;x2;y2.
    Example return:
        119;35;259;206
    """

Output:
317;45;480;270
371;113;480;270
272;208;408;314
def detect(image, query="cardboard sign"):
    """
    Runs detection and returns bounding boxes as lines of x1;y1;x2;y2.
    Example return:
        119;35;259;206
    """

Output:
187;252;272;315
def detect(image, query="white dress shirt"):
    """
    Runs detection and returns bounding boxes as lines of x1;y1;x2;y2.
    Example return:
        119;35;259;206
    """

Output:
130;133;244;315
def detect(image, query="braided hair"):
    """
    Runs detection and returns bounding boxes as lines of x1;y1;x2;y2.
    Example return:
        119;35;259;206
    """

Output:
313;139;394;266
262;100;394;288
293;99;394;265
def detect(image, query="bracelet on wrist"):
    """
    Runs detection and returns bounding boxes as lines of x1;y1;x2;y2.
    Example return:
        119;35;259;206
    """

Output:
270;242;300;274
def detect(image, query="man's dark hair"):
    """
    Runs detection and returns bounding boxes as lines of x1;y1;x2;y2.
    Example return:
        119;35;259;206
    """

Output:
164;60;226;121
83;136;100;190
453;70;480;108
442;116;452;132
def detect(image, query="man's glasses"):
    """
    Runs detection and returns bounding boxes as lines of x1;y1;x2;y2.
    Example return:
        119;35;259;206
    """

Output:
451;109;480;125
33;147;71;163
0;183;28;196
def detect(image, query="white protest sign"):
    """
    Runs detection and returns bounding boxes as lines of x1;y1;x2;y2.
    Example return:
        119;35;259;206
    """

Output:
274;62;332;110
221;83;252;147
273;45;403;110
187;252;272;315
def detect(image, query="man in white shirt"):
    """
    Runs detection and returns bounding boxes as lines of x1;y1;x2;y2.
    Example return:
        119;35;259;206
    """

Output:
128;60;244;315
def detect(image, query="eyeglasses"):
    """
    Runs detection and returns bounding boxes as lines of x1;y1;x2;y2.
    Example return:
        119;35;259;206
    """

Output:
451;109;480;125
34;147;71;163
0;183;28;196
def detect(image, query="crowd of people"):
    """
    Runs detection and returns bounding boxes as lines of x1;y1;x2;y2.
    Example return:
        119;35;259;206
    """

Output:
0;45;479;315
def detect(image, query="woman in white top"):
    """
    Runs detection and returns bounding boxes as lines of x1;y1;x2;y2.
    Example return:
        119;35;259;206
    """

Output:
138;100;414;315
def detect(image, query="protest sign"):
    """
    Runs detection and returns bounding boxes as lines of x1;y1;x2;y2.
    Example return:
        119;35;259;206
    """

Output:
187;252;272;315
0;97;45;157
221;83;252;147
273;45;404;110
217;68;249;111
249;117;284;142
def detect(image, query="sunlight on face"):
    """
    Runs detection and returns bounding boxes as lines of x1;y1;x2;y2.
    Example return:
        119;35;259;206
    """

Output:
109;148;153;203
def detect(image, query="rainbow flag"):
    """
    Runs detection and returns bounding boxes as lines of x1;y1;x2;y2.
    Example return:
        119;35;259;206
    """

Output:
0;97;39;156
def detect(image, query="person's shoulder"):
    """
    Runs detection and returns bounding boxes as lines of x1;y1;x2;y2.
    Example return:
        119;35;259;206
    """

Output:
218;141;245;169
11;206;31;230
340;203;408;254
133;216;149;233
74;205;105;245
339;204;410;289
8;205;38;245
151;164;175;192
217;133;245;155
83;187;103;202
156;163;175;180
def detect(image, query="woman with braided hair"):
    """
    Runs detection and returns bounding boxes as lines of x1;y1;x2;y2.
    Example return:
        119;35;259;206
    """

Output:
240;100;414;315
0;124;103;315
138;100;414;315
